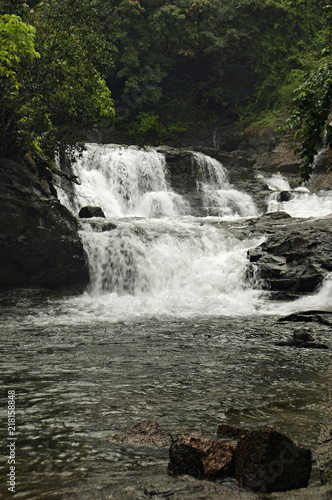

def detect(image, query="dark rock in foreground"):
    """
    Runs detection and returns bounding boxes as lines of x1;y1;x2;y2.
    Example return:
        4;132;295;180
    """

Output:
168;436;236;479
234;427;312;493
110;419;172;447
79;205;105;218
277;191;292;202
0;157;88;288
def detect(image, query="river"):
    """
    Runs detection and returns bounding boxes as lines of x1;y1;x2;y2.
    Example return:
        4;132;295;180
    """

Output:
0;144;331;499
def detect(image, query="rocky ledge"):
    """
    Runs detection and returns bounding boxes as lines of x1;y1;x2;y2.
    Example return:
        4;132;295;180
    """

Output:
209;212;332;299
0;157;88;288
246;213;332;297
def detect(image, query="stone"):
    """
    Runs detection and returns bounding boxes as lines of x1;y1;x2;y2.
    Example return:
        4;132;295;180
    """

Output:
79;205;105;218
110;419;172;447
168;435;236;479
278;311;332;326
234;427;312;493
277;191;292;202
275;331;329;349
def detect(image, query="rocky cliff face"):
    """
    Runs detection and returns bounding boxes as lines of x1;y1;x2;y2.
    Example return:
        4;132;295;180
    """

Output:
0;157;88;289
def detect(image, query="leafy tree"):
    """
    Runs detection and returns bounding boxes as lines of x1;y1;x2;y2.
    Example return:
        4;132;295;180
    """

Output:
0;13;40;152
281;57;332;181
0;0;116;165
280;4;332;181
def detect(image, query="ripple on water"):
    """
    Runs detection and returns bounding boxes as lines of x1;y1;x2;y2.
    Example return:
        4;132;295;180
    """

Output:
0;311;330;498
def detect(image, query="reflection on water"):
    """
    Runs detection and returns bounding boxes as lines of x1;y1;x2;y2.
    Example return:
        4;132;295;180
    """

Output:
0;309;330;499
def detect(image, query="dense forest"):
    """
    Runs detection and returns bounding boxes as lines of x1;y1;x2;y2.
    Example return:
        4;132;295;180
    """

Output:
1;0;331;180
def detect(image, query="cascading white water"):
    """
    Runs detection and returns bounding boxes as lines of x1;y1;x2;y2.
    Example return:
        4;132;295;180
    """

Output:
56;145;332;322
193;152;259;218
261;172;332;217
59;144;189;217
77;218;265;319
55;144;268;319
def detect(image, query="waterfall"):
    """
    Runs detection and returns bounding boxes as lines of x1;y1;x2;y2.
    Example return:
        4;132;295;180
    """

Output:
193;152;259;217
55;143;267;318
261;173;332;217
59;144;189;217
73;218;265;318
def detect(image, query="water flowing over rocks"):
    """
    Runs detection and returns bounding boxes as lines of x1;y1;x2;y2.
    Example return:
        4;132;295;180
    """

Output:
0;158;88;288
155;145;268;214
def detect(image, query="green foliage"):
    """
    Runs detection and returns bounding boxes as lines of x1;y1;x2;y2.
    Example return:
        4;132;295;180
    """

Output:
2;0;330;175
281;56;332;182
128;111;167;144
0;14;40;151
0;0;116;161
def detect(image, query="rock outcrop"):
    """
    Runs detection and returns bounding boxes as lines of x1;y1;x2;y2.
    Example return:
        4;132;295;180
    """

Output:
246;214;332;296
0;157;88;288
155;145;269;214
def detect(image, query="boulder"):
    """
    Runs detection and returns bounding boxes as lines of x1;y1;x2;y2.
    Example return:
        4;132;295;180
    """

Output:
110;419;172;447
234;427;312;493
278;311;332;326
277;190;292;202
168;436;236;479
79;205;105;218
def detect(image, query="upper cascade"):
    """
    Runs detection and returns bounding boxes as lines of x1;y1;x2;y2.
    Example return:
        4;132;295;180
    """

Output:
192;152;259;217
59;144;259;219
60;144;188;217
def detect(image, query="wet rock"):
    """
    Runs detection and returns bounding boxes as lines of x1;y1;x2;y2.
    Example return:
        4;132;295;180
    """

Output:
278;310;332;326
234;427;312;493
277;191;292;202
79;205;105;218
110;419;172;447
168;435;236;479
155;145;268;214
217;424;252;440
0;157;88;288
275;331;329;349
246;215;332;296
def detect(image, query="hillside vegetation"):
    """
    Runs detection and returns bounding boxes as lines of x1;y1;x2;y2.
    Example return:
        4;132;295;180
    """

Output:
1;0;331;180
